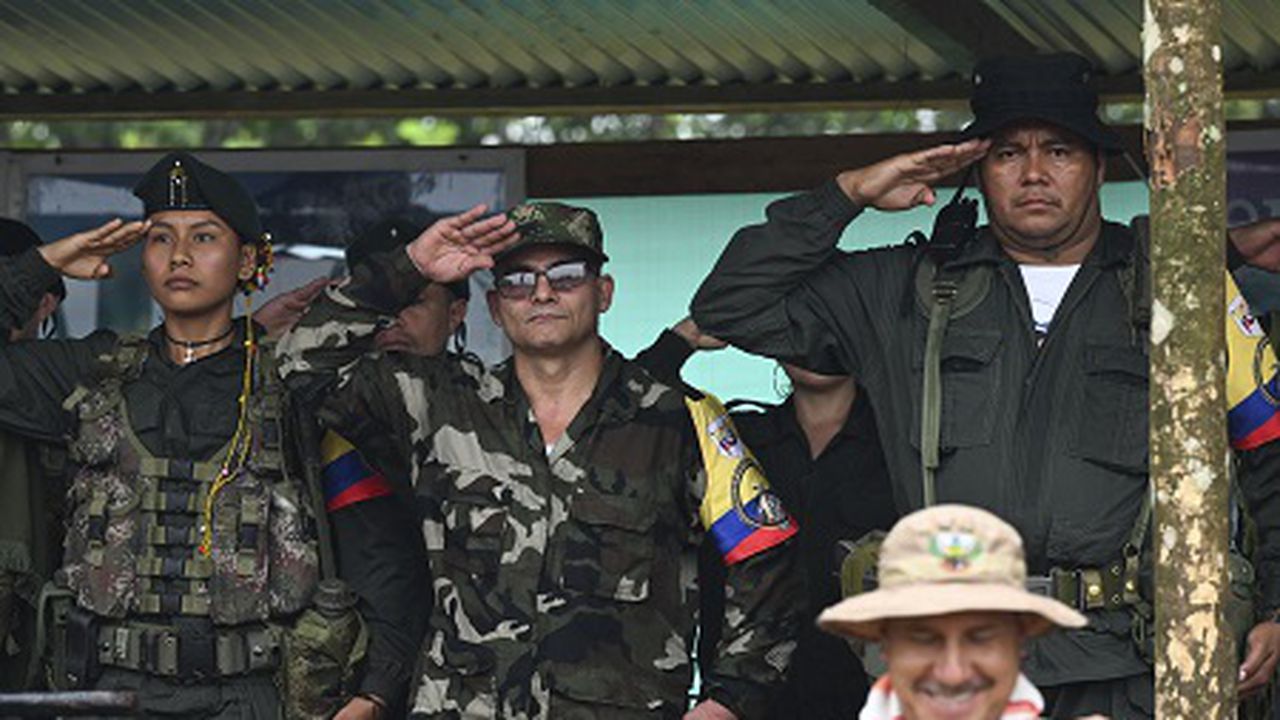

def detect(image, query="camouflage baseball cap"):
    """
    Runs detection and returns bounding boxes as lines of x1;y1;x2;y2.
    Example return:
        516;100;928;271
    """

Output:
497;201;608;264
817;504;1086;641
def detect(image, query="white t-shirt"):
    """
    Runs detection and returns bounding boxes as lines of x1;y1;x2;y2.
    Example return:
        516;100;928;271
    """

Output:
1019;264;1080;339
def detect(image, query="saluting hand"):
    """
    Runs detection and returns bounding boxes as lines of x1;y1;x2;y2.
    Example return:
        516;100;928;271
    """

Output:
405;204;520;284
1230;218;1280;273
672;316;728;351
38;218;150;280
253;276;330;340
836;139;991;212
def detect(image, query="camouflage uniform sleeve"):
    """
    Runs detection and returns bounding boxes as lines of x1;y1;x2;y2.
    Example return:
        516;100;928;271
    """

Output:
693;455;803;719
276;247;429;387
276;247;444;459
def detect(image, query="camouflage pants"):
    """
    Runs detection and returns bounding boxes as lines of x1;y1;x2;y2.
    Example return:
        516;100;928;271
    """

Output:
1041;672;1153;720
88;668;281;720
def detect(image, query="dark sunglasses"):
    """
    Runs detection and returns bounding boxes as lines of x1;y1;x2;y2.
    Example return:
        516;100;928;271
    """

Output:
495;260;594;300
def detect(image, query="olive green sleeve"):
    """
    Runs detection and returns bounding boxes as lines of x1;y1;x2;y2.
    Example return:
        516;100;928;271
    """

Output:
0;248;61;339
275;248;428;385
690;181;865;376
276;248;448;488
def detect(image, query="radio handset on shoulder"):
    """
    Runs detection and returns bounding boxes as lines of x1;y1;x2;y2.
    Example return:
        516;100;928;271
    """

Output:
923;166;978;266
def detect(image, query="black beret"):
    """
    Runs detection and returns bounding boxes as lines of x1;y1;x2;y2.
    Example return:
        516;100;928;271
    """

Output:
133;152;265;243
345;218;470;301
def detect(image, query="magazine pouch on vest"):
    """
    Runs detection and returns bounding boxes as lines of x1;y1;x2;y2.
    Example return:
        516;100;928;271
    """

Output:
53;335;323;687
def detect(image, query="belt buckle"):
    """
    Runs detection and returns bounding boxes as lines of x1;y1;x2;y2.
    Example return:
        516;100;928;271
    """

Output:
1025;575;1053;597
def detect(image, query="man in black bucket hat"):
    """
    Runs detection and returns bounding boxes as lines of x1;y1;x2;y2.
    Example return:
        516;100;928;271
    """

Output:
692;52;1280;718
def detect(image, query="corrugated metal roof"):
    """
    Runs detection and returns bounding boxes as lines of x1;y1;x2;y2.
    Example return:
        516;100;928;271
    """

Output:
0;0;1277;119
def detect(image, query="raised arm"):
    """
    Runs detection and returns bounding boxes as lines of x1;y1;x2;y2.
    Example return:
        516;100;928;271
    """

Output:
0;221;147;441
690;140;989;375
277;205;517;385
276;206;517;474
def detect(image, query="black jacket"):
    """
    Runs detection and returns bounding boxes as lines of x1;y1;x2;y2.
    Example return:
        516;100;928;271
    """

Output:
690;181;1280;687
636;330;897;718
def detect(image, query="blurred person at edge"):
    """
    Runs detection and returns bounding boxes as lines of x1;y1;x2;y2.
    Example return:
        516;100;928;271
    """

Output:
0;218;68;691
818;504;1101;720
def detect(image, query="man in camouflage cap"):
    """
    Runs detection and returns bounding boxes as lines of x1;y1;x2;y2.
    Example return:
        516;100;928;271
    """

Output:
279;200;800;719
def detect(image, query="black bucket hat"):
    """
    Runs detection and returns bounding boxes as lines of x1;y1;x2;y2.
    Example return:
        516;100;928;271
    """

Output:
960;52;1123;154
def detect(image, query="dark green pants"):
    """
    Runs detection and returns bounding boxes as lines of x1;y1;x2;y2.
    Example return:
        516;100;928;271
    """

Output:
1041;672;1153;720
90;668;281;719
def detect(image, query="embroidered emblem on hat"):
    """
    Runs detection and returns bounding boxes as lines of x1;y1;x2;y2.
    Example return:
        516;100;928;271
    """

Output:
168;160;189;208
706;414;745;459
929;530;983;572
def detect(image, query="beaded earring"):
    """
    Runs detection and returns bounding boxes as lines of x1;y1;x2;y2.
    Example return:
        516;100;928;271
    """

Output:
242;232;275;294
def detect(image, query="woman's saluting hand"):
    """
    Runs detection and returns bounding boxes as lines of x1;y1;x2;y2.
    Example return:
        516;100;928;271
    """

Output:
38;218;150;280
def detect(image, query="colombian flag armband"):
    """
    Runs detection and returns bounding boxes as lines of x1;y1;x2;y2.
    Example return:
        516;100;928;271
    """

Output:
320;431;395;512
687;393;797;565
1226;271;1280;450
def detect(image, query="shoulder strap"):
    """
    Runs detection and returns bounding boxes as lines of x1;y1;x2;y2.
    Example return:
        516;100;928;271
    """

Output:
62;334;149;412
919;274;956;508
101;334;150;383
259;336;337;579
913;256;993;509
1123;218;1152;349
912;254;994;321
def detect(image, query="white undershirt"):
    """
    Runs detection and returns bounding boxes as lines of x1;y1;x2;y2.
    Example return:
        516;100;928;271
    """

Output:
1019;264;1080;339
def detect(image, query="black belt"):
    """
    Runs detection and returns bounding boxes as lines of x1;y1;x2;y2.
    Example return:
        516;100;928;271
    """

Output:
92;619;280;680
1025;558;1142;612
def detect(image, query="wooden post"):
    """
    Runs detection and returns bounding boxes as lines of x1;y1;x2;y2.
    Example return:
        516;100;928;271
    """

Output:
1144;0;1233;717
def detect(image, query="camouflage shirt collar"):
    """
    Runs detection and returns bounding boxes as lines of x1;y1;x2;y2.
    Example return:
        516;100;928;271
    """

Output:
496;343;637;425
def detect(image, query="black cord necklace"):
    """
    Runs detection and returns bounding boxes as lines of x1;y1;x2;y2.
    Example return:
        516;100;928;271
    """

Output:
164;323;235;365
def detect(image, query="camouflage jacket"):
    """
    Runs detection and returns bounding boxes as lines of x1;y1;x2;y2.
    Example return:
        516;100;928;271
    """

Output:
278;250;801;720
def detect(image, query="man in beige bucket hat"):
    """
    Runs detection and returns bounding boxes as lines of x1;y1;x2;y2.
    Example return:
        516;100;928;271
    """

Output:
818;504;1087;720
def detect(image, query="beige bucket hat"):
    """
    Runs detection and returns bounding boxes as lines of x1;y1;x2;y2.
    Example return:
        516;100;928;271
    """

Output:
818;504;1087;641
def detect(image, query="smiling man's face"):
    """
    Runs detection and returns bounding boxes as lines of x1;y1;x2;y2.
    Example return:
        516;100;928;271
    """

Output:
880;611;1026;720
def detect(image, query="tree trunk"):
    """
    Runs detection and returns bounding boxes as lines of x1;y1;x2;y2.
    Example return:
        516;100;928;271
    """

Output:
1144;0;1233;717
